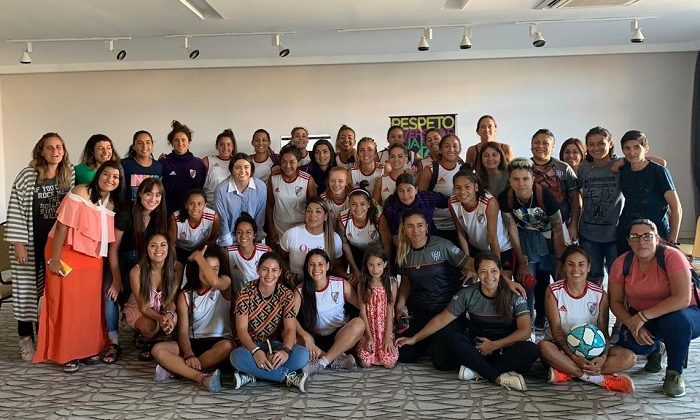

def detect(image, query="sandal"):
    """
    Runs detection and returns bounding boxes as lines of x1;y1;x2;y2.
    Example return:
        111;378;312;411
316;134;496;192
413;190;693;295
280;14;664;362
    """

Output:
102;343;122;364
64;360;79;373
81;354;102;365
138;342;154;361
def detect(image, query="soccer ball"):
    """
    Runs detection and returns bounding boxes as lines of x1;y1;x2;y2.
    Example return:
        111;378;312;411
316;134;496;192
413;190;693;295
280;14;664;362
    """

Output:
566;323;606;360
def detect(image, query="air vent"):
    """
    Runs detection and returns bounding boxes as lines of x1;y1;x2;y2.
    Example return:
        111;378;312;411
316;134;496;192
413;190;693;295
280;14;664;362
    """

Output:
535;0;641;9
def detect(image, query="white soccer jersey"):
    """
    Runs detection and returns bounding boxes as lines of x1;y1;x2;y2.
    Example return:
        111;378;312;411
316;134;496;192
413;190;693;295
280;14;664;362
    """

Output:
271;171;312;238
378;174;398;205
252;154;275;183
313;276;347;336
350;163;384;189
546;280;605;339
227;243;272;295
184;288;232;339
449;193;511;253
203;156;230;207
173;207;216;251
338;209;381;249
335;155;354;169
320;192;348;220
429;163;460;230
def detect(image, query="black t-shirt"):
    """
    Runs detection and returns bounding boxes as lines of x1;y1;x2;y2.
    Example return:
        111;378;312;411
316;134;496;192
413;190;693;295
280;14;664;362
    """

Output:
115;203;162;255
32;177;68;243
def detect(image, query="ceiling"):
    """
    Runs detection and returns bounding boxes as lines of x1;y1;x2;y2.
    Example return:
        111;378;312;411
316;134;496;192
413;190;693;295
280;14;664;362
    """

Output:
0;0;698;74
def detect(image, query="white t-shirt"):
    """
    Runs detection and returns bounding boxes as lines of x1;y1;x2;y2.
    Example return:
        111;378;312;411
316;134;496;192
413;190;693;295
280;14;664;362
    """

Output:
172;207;216;251
449;192;511;252
350;163;384;189
313;276;347;336
227;243;272;295
545;280;605;340
252;154;275;183
203;155;230;207
428;162;460;230
184;288;232;339
279;225;343;276
338;209;381;249
271;171;312;238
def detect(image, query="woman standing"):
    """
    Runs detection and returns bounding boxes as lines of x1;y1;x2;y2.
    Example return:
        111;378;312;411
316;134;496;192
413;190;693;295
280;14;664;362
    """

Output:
465;115;513;168
74;134;120;184
202;129;236;207
214;153;266;247
229;252;309;392
226;212;272;295
378;126;421;175
419;128;442;169
609;219;700;398
34;161;124;372
250;129;279;183
300;139;337;195
320;166;350;224
474;141;509;197
559;138;586;175
373;143;409;206
291;126;312;166
121;130;163;202
397;253;536;391
267;144;317;247
335;125;357;168
350;137;385;189
6;133;74;361
159;120;206;215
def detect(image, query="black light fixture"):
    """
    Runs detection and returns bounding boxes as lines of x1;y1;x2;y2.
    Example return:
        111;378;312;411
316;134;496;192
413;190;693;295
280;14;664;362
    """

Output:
530;24;546;47
273;34;290;57
105;39;127;60
182;37;200;59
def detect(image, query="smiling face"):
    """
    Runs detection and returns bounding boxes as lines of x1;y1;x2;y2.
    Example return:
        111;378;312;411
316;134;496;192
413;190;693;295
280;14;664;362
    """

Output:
453;175;478;207
304;202;327;230
94;140;113;165
349;194;370;220
231;158;252;183
396;183;417;206
235;221;255;248
477;118;497;142
388;147;408;173
425;131;442;156
481;146;501;171
140;185;163;212
216;137;234;160
388;127;405;145
41;136;65;166
337;129;355;152
98;166;121;194
328;169;348;197
307;253;330;284
358;140;377;164
292;128;309;150
257;257;281;289
477;259;501;296
403;213;428;247
252;132;271;155
280;152;299;178
366;255;387;279
531;133;554;163
171;132;190;155
186;193;206;220
314;144;332;167
622;139;648;164
133;133;153;159
564;251;589;283
562;143;584;168
440;136;461;163
147;234;169;262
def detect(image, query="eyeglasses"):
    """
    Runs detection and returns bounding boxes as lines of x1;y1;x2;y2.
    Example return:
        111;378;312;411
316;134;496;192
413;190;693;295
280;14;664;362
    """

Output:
628;232;655;242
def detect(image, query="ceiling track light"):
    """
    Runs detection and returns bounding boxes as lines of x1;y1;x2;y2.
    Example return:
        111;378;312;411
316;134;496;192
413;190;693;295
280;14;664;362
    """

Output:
630;19;644;43
19;41;32;64
181;37;200;59
8;36;131;64
529;24;546;47
460;25;472;50
273;34;290;57
418;27;432;51
104;39;127;60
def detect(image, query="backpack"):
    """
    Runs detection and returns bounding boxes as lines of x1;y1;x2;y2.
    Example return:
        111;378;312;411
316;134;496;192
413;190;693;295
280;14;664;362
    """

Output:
622;244;700;308
506;183;546;213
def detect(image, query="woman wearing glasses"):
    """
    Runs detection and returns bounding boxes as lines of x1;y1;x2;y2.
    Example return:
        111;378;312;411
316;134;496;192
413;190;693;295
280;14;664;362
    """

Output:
609;219;700;398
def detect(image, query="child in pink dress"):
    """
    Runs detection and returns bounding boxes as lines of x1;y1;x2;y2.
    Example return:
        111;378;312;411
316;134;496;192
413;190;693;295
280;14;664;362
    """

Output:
356;248;399;368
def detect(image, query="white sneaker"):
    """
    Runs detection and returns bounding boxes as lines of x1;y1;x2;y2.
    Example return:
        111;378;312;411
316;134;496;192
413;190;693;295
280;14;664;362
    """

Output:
19;336;34;361
154;364;175;383
458;365;483;381
497;372;528;391
233;371;256;390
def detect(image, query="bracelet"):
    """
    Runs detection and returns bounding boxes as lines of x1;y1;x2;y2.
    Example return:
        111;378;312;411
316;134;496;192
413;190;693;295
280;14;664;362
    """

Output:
281;346;292;355
637;311;649;322
165;310;176;319
251;346;262;355
184;354;195;361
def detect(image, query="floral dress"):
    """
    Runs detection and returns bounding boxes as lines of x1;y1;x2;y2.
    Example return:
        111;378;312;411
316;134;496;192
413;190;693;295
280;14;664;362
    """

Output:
357;285;399;366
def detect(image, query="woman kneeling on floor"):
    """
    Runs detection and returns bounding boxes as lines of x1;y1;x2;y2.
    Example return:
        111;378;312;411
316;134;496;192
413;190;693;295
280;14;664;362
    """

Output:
151;245;234;392
296;249;365;376
397;252;538;391
538;245;636;393
229;252;309;392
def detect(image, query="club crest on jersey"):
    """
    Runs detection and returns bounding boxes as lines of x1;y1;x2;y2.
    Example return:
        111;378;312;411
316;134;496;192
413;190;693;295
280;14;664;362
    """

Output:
370;230;378;240
295;186;303;196
587;302;598;315
189;169;197;178
432;250;441;261
477;213;486;224
331;291;340;303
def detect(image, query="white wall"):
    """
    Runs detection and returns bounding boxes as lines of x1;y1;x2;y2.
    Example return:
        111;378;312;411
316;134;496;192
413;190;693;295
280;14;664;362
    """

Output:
0;52;696;235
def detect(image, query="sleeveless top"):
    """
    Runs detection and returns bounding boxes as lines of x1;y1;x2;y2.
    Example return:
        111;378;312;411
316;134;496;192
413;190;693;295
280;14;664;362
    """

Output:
545;280;605;340
227;243;272;294
448;192;511;252
350;163;384;189
184;288;232;339
251;154;276;183
338;209;382;249
378;174;398;205
271;171;312;237
172;207;216;251
428;162;460;230
203;155;231;207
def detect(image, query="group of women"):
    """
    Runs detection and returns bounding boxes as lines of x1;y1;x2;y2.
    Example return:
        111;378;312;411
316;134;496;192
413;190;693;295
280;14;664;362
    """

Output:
4;117;698;398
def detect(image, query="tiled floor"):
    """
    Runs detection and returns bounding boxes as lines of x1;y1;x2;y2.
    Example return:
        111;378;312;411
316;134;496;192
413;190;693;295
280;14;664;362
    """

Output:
0;302;698;419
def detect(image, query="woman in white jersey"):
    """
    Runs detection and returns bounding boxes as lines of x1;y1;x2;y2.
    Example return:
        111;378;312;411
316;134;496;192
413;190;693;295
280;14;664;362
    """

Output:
249;129;279;183
373;143;409;206
320;166;350;230
295;249;364;376
151;246;233;393
449;170;522;280
291;126;312;166
335;125;357;168
226;212;272;295
350;137;385;189
266;144;317;248
202;129;236;207
420;128;442;169
418;134;463;246
378;125;422;175
168;188;218;264
339;183;392;282
538;245;636;393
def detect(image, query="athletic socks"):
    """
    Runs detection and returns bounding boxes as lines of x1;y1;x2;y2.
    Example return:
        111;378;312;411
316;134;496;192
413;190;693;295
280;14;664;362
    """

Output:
318;356;330;368
579;373;604;385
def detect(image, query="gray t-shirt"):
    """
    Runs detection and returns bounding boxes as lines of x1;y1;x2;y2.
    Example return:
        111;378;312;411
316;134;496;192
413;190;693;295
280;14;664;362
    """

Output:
446;283;529;340
577;159;623;243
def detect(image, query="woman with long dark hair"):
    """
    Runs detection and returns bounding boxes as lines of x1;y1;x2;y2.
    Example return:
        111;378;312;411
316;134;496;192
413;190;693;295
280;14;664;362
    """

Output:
74;134;120;184
300;139;337;194
202;128;237;207
121;130;163;202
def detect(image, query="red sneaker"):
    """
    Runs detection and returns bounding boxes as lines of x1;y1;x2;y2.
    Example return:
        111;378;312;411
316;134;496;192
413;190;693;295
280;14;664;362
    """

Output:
547;367;572;384
602;374;635;393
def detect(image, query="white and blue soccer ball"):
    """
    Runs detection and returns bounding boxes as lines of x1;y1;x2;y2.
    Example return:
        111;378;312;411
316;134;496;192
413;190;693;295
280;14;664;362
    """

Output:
566;323;606;360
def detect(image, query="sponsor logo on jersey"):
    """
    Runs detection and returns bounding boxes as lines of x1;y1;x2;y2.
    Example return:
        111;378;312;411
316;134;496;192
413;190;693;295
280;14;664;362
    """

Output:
558;305;567;312
169;171;177;176
275;187;280;192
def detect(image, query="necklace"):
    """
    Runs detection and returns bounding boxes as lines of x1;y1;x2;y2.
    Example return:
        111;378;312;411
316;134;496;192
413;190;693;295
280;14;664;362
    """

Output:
414;240;428;269
515;193;533;210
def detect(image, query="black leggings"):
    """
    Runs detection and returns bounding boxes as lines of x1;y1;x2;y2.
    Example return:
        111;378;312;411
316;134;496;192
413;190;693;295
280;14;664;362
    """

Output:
398;316;464;363
18;321;35;339
431;331;539;382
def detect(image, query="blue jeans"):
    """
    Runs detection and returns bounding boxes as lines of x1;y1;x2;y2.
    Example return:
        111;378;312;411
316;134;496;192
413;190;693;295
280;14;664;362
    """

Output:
617;306;700;373
230;341;309;382
102;260;119;342
579;236;616;282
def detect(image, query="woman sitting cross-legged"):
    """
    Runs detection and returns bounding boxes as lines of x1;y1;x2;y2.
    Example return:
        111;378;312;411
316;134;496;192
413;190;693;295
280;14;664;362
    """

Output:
151;245;234;393
397;252;538;391
229;252;309;392
538;245;636;393
295;249;365;375
123;233;183;361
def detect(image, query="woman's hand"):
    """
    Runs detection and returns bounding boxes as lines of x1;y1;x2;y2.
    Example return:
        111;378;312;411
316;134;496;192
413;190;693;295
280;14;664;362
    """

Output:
582;355;606;375
394;306;408;322
14;243;28;265
633;326;655;346
571;354;589;370
395;336;416;347
185;355;202;371
305;339;323;362
188;246;207;263
271;350;289;369
515;263;533;284
625;313;645;336
48;258;63;275
253;350;272;370
160;313;175;335
476;337;497;356
506;280;527;299
107;278;122;301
